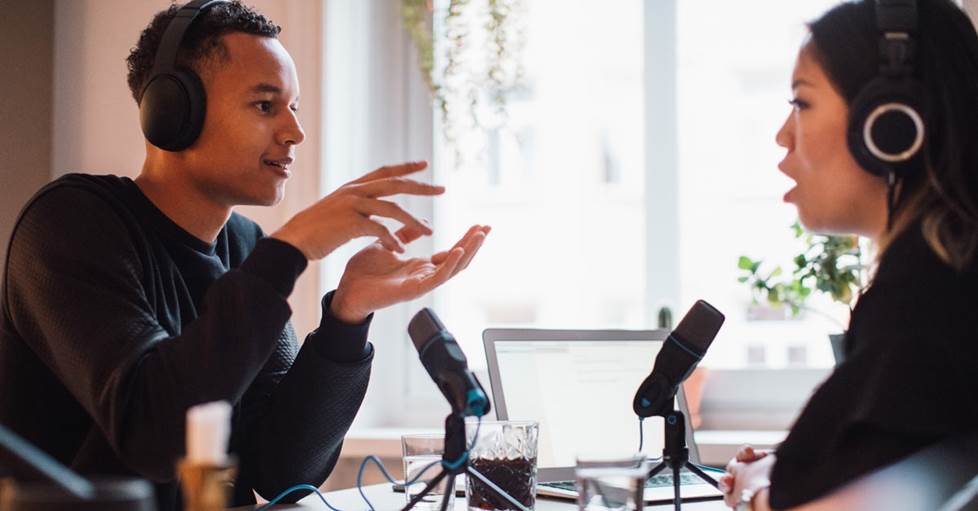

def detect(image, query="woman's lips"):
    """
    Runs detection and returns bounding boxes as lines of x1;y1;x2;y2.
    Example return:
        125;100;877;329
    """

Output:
783;186;797;203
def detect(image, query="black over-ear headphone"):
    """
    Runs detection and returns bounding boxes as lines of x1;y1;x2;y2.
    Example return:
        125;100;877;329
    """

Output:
846;0;925;179
139;0;227;152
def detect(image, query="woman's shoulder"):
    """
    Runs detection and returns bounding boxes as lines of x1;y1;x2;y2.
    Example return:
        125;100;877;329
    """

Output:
863;223;978;324
847;222;978;361
874;221;978;285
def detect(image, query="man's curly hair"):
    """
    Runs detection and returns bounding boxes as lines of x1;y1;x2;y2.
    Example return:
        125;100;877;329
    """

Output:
126;1;281;104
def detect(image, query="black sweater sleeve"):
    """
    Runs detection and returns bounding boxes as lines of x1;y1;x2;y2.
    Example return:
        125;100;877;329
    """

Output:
4;185;371;489
234;292;373;502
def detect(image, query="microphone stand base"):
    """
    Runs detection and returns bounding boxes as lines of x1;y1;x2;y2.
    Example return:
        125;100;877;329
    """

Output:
645;410;720;511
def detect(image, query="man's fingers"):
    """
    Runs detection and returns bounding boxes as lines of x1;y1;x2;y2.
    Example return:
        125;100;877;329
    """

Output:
357;199;432;238
353;177;445;199
430;225;490;267
420;247;465;292
395;222;431;245
363;220;404;253
431;249;450;265
347;161;428;185
453;231;487;275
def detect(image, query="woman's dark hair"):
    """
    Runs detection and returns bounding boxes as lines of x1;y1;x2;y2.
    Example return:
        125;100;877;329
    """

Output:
126;1;281;104
808;0;978;270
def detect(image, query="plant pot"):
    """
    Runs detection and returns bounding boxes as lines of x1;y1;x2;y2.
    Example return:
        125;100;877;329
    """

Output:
828;332;847;365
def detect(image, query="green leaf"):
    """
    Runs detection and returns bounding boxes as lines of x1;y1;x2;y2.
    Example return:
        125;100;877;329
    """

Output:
791;221;804;238
737;276;749;283
737;256;754;270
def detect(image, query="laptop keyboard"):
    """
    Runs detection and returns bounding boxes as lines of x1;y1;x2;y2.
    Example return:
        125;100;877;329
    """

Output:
542;471;703;492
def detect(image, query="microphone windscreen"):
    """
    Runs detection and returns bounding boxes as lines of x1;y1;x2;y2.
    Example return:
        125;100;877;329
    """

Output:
671;300;725;354
408;308;445;351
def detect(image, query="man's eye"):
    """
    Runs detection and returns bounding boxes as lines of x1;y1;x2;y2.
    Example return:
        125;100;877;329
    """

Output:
255;101;272;113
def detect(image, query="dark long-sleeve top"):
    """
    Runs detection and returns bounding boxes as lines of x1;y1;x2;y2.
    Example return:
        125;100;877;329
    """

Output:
0;174;374;510
769;222;978;509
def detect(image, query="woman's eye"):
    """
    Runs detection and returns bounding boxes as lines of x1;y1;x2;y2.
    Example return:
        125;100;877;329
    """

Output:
788;98;810;111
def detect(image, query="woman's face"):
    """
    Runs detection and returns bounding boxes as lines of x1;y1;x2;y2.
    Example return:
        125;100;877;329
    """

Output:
776;44;888;238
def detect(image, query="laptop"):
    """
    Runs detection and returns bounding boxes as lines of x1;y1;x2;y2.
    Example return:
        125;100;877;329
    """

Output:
482;328;724;503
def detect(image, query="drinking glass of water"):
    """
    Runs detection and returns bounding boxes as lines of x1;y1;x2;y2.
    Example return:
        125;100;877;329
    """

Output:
402;433;454;511
575;455;648;511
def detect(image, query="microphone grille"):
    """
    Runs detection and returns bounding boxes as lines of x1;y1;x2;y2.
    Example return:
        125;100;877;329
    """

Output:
408;308;445;351
672;300;725;353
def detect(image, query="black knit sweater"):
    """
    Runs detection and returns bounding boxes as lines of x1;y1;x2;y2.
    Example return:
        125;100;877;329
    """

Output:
769;222;978;508
0;174;374;510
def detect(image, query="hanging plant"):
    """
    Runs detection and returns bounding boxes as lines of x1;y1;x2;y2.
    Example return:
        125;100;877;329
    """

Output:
401;0;527;169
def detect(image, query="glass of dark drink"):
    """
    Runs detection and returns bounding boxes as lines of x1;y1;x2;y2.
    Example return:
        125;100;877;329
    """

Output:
464;420;539;511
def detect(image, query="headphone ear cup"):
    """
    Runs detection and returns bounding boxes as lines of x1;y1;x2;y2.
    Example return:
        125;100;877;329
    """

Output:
847;77;926;178
139;69;207;152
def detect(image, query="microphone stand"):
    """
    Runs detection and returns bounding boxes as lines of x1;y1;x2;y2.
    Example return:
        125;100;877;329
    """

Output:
645;408;719;511
401;413;530;511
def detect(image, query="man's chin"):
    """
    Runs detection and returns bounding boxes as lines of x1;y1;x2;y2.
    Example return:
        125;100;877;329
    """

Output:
245;185;286;207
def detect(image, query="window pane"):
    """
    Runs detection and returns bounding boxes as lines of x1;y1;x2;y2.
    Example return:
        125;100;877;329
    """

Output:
432;0;645;367
676;0;846;368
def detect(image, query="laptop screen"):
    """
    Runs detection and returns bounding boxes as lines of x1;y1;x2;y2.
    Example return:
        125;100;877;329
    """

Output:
492;339;667;468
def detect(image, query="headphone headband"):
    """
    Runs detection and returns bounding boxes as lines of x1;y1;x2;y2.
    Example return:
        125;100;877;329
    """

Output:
877;0;917;33
138;0;226;151
876;0;917;77
150;0;226;76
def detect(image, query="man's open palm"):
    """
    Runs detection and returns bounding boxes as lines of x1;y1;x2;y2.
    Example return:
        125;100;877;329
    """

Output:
330;225;489;323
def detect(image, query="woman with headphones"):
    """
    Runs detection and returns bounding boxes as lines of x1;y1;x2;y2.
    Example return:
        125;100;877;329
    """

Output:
720;0;978;509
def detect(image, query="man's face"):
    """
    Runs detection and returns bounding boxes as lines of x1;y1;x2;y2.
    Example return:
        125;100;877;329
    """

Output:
181;33;304;207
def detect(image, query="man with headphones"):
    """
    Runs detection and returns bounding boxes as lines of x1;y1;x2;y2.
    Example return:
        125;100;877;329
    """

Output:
0;1;487;509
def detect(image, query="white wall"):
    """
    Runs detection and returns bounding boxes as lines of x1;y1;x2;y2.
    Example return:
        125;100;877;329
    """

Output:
49;0;325;335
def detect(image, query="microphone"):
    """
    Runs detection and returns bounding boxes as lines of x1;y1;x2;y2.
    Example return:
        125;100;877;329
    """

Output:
633;300;725;418
408;308;490;417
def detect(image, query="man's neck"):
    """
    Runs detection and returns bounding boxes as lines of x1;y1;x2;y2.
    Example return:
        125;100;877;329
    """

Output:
135;161;231;244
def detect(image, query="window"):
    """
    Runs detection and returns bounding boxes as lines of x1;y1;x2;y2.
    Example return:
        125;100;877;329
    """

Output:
429;0;646;370
428;0;844;373
675;0;844;369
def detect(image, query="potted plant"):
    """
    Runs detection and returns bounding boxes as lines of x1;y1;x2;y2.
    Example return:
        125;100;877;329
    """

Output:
737;222;866;362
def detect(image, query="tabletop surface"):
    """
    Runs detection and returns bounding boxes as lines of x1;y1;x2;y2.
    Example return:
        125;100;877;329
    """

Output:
234;483;728;511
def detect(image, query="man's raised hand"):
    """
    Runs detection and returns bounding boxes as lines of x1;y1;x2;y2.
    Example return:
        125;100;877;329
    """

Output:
270;161;442;260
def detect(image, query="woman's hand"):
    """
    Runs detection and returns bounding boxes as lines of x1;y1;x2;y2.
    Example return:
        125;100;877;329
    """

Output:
720;445;775;509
